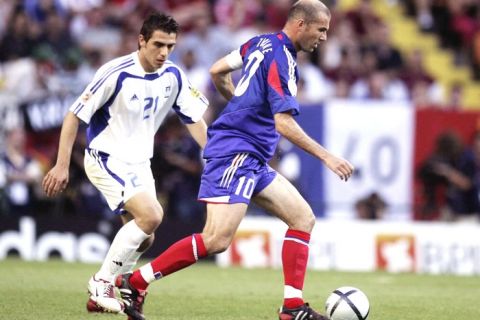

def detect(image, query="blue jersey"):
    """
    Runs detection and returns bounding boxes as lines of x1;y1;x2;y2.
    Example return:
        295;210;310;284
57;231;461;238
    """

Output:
203;31;299;163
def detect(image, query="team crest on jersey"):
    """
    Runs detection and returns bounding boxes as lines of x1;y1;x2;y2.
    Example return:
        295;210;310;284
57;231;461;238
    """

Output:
189;85;209;105
81;92;92;103
190;86;201;98
188;85;208;106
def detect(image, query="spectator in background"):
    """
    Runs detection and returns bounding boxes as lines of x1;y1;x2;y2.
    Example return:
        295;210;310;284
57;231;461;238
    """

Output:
400;49;443;106
214;0;262;31
24;0;66;23
39;10;77;62
174;9;234;68
2;127;43;215
350;70;409;100
473;26;480;80
177;48;212;121
0;0;16;38
0;10;40;61
417;130;470;220
46;48;87;96
177;49;209;95
446;81;465;109
0;57;41;103
431;0;462;50
320;16;359;71
213;0;267;46
365;22;404;74
160;0;209;31
262;0;291;30
344;0;380;39
446;130;480;222
448;0;478;65
355;192;387;220
70;6;122;62
324;48;359;97
414;0;435;31
348;20;409;101
296;52;334;103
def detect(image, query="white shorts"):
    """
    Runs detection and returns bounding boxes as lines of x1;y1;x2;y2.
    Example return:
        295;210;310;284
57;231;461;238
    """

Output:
84;149;156;214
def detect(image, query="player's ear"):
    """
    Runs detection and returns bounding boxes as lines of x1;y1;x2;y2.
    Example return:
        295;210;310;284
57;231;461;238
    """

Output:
297;18;306;29
138;34;146;48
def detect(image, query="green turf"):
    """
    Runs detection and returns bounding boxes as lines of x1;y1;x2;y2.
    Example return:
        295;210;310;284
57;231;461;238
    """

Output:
0;258;478;319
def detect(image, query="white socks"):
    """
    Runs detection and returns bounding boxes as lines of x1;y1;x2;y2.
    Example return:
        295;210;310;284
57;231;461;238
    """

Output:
96;220;149;282
117;250;143;275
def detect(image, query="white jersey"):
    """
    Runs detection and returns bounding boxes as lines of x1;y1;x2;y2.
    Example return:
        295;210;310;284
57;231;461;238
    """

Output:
70;51;208;163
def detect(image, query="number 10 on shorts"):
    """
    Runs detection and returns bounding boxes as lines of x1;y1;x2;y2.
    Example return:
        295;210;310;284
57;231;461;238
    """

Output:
235;176;255;199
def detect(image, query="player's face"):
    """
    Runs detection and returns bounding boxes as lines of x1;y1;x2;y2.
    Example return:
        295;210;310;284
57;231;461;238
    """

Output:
138;30;177;72
298;12;330;52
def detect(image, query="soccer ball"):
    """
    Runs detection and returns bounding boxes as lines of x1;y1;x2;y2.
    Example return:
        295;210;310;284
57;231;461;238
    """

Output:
325;286;370;320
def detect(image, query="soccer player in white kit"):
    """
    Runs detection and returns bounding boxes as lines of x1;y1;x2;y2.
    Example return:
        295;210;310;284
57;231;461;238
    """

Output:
42;12;208;313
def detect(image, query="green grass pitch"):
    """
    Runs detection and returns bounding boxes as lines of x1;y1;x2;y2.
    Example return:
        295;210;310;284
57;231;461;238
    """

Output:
1;258;479;319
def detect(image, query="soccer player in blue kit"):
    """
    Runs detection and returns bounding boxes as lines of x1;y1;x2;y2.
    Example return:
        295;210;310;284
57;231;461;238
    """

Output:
115;1;354;319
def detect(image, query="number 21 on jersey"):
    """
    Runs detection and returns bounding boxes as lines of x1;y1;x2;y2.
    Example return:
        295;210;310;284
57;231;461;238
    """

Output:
143;96;159;119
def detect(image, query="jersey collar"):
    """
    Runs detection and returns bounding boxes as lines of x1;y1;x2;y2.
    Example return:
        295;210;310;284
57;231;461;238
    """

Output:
277;31;297;58
133;50;164;75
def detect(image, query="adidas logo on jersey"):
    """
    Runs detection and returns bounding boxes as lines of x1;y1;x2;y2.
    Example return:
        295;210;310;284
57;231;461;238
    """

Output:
130;94;139;101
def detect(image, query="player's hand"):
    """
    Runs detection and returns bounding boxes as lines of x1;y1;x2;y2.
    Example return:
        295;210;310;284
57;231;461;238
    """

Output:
324;154;355;181
42;165;69;197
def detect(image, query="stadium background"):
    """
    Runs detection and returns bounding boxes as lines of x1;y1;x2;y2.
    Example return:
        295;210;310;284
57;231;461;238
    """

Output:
1;0;480;276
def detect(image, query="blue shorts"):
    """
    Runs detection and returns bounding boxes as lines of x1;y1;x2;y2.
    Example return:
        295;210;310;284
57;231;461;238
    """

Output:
198;153;277;204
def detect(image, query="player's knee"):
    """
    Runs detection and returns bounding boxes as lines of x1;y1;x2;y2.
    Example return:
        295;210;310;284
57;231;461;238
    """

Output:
210;238;231;254
303;211;316;232
203;232;233;254
138;234;155;252
292;208;316;233
136;205;163;233
146;209;163;229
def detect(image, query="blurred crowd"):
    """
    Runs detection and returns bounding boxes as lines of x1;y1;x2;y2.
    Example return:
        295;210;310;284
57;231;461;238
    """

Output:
401;0;480;79
0;0;479;221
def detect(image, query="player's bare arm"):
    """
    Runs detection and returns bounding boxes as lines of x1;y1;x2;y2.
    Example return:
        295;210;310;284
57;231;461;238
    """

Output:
185;118;208;149
274;112;354;181
210;54;241;101
42;111;80;197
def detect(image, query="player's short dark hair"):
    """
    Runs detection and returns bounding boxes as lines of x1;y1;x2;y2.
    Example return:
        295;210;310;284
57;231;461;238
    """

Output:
287;0;331;24
140;12;179;42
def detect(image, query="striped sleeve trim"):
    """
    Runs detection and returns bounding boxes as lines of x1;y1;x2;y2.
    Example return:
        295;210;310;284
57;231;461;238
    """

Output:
90;58;135;94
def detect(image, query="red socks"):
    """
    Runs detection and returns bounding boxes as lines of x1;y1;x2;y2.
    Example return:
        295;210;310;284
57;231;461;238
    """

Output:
282;229;311;309
129;234;207;290
128;228;311;311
